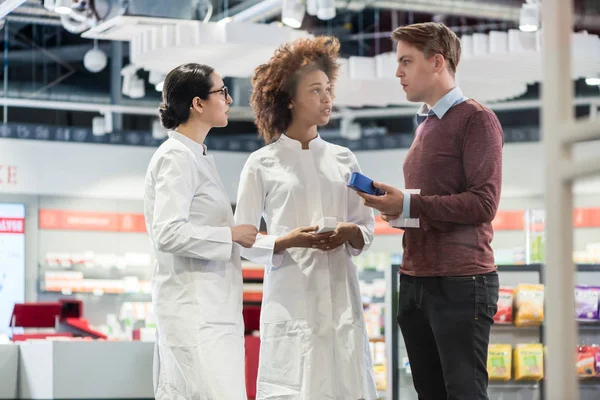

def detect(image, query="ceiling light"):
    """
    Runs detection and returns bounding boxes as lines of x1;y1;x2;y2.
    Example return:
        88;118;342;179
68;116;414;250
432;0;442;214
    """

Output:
46;0;74;15
282;0;305;29
317;0;335;20
306;0;317;16
83;41;107;73
519;2;539;32
155;81;164;92
585;77;600;86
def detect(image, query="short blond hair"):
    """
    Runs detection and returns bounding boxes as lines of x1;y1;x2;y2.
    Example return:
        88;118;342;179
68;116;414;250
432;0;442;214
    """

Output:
391;22;461;75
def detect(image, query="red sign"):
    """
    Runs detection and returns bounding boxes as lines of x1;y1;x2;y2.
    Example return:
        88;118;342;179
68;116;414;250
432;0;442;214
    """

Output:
39;210;146;233
373;208;600;235
573;208;600;228
492;210;525;231
0;218;24;234
374;216;402;235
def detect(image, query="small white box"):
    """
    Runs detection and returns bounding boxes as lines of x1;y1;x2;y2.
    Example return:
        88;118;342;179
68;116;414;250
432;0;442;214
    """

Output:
316;217;337;234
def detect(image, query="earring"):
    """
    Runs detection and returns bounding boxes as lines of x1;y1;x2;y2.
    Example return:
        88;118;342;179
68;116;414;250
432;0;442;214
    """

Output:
288;104;293;109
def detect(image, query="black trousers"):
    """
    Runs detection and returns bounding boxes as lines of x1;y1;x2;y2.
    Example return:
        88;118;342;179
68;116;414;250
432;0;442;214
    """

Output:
397;272;499;400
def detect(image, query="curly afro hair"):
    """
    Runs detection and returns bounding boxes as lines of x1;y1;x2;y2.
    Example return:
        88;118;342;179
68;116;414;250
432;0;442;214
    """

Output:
250;35;341;144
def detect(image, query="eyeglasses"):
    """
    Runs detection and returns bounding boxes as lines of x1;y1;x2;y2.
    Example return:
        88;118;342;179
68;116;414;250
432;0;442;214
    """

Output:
208;86;229;100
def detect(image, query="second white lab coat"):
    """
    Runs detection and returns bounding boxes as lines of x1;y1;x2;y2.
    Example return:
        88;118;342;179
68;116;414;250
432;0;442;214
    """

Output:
144;131;246;400
234;134;378;400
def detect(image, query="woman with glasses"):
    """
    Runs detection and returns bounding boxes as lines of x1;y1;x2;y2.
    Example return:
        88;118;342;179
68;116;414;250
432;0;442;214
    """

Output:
234;37;378;399
144;63;257;400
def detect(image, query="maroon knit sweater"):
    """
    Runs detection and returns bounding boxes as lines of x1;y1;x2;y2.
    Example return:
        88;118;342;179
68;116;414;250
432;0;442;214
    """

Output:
401;99;503;276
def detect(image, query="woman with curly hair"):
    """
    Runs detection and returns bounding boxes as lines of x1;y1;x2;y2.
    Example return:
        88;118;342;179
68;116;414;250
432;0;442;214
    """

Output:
234;36;378;399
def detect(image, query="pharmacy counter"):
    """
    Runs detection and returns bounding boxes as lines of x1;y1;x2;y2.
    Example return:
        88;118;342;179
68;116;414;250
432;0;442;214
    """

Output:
18;340;154;399
0;344;18;399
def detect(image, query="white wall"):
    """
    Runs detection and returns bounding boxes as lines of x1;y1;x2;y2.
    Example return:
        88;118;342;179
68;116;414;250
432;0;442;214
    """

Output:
1;138;599;202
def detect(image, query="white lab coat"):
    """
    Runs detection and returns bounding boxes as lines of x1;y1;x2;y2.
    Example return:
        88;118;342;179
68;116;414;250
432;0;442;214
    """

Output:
234;134;378;400
144;130;246;400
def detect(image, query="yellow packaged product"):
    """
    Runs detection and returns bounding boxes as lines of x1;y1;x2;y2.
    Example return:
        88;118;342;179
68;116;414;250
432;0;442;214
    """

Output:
513;284;545;327
373;364;386;391
513;343;544;381
487;344;512;381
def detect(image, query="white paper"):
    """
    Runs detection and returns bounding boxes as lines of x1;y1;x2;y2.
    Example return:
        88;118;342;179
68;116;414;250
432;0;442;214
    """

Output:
316;217;338;233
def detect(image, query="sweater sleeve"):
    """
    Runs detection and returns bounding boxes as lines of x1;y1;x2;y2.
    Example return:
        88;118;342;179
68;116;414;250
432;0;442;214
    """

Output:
410;110;503;225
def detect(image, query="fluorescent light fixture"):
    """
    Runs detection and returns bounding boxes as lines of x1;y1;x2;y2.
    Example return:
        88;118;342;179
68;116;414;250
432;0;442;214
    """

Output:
519;2;539;32
317;0;335;20
54;0;73;15
306;0;317;16
585;77;600;86
282;0;305;29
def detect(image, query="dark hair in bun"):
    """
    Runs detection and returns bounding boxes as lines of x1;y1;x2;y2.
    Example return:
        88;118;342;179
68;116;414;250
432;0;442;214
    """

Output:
158;63;215;130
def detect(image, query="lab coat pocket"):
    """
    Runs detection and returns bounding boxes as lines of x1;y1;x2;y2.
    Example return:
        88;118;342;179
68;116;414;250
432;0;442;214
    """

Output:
259;319;309;391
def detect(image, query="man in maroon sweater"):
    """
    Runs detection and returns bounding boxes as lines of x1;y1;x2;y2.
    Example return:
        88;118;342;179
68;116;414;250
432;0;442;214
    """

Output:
358;22;503;400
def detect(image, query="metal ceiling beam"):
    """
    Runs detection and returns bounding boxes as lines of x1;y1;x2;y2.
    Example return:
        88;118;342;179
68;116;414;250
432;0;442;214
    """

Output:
212;0;267;21
4;15;62;25
222;0;600;30
1;94;599;121
5;43;118;63
0;0;28;19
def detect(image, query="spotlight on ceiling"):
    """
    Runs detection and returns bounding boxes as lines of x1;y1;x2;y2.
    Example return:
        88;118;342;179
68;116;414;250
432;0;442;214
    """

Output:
281;0;305;29
519;1;540;32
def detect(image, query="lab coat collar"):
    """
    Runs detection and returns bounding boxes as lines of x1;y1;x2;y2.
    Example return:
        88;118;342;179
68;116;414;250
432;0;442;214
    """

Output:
278;133;326;150
168;130;208;156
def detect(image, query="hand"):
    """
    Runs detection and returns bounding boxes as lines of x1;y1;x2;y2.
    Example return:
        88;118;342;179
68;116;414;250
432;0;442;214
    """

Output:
381;213;400;222
315;222;361;251
274;226;335;252
356;182;404;215
231;225;258;248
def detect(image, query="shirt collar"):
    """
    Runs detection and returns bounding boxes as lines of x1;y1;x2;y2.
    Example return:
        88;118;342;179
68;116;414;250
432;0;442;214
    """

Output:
416;87;465;120
277;133;326;150
168;130;208;156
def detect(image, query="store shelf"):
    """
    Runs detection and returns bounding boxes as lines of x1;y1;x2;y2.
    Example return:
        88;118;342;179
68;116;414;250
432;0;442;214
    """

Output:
488;381;541;388
494;263;600;273
577;264;600;272
580;377;600;385
497;264;542;272
578;322;600;331
493;323;541;330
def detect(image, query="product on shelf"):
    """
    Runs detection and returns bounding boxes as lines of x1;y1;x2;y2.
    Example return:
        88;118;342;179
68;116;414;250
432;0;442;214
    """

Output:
494;286;514;324
373;341;386;365
513;343;544;381
513;284;545;327
596;346;600;376
575;286;600;322
373;364;386;391
44;251;152;269
364;304;384;339
577;345;596;378
487;344;512;381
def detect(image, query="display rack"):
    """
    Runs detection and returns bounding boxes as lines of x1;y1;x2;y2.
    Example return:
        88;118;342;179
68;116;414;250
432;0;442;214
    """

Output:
389;263;600;400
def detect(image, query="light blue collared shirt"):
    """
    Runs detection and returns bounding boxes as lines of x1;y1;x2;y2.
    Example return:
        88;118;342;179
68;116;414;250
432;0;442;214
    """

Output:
402;87;468;219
